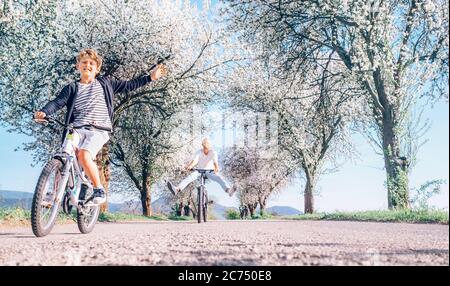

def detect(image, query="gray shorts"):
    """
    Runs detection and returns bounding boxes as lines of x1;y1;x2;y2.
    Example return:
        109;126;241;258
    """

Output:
73;128;110;160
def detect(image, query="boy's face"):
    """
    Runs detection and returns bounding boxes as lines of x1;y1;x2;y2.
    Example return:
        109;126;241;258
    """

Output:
76;56;99;78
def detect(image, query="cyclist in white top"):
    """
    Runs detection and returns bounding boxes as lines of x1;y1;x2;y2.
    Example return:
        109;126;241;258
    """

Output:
167;138;237;197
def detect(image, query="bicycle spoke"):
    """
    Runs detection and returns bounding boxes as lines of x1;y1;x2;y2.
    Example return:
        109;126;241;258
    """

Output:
40;167;61;227
31;158;65;237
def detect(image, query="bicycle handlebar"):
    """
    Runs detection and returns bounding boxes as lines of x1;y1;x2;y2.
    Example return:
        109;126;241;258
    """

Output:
33;116;112;132
192;168;215;174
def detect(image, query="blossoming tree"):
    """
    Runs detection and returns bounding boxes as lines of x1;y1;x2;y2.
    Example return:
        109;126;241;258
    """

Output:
223;0;449;209
0;0;236;212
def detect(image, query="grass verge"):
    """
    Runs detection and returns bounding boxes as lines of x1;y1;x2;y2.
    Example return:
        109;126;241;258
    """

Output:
284;209;449;224
2;208;447;225
98;212;169;222
0;207;74;227
0;207;187;226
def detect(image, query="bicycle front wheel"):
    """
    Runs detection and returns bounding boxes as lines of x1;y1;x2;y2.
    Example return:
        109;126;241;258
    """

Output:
197;187;203;223
31;159;64;237
77;187;100;234
202;191;208;223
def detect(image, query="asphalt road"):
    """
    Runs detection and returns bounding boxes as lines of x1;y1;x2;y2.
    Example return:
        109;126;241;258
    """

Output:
0;220;448;265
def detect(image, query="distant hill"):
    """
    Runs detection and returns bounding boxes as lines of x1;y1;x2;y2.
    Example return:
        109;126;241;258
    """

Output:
108;198;234;219
0;190;174;214
1;190;302;218
108;197;173;215
266;206;303;216
103;198;238;219
0;190;33;200
212;204;236;220
0;190;33;209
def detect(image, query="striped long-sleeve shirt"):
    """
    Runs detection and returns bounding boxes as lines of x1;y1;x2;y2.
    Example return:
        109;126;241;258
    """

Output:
73;80;112;130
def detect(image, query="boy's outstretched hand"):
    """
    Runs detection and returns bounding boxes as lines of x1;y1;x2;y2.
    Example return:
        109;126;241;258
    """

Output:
151;64;168;81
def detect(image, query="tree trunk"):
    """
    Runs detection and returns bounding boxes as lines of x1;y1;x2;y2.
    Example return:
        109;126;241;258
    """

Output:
304;174;314;214
184;191;193;216
382;114;410;209
247;203;256;217
183;203;191;216
189;197;197;218
95;144;110;213
259;197;267;216
141;178;152;217
178;202;184;216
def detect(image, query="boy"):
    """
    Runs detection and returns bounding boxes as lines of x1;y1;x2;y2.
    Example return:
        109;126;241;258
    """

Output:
34;49;167;204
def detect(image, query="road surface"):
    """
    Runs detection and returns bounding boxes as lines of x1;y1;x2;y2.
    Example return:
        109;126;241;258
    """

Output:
0;220;448;265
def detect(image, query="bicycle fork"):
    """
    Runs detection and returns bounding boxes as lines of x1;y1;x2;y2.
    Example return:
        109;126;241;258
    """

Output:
54;159;72;207
55;156;88;214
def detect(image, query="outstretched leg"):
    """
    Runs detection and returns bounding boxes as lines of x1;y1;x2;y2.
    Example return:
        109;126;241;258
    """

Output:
206;173;236;196
77;149;102;188
168;172;200;195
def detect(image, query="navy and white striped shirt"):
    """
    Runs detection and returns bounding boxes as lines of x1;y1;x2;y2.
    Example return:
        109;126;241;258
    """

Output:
73;80;112;130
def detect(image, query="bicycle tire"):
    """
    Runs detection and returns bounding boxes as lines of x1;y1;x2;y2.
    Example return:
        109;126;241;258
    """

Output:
76;189;100;234
62;191;73;214
197;187;203;223
203;191;208;223
31;159;64;237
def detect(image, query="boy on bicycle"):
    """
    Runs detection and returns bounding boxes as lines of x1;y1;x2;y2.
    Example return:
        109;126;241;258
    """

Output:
34;49;167;204
167;138;237;197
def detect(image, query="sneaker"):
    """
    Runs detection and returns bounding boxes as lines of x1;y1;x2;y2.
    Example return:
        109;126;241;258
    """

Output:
225;186;237;197
92;188;106;204
167;181;180;196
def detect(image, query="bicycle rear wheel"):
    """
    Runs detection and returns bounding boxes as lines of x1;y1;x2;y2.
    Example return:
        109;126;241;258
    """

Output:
31;159;64;237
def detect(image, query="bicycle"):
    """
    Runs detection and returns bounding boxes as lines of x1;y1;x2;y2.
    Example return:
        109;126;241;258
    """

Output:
31;116;108;237
191;168;215;223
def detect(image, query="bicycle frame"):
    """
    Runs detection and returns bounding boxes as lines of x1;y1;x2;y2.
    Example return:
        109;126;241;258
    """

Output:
199;172;207;187
50;123;94;213
193;168;214;189
192;168;214;223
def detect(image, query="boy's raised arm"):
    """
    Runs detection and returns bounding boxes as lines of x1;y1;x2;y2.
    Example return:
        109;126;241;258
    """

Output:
110;64;167;94
110;75;152;94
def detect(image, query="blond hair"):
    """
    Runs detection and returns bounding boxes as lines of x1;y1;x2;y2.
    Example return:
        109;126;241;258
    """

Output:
76;49;103;74
202;138;211;147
